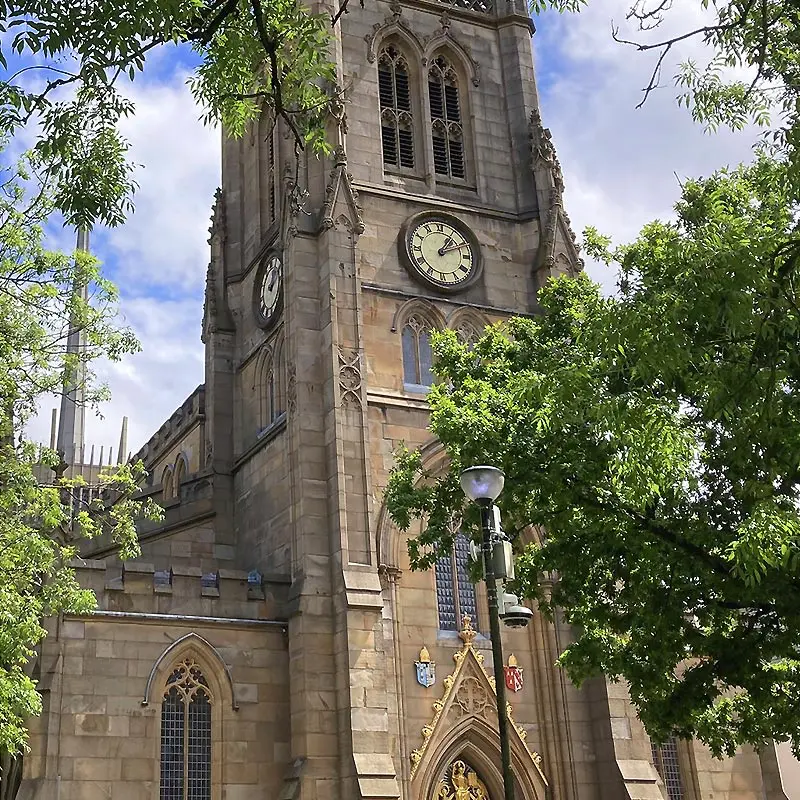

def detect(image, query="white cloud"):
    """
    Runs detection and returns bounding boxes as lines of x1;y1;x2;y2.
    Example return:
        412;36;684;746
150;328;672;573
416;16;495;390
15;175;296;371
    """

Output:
101;73;220;293
534;0;760;291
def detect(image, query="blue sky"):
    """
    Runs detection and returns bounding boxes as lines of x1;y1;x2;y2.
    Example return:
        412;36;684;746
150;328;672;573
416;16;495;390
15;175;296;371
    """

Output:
18;0;758;458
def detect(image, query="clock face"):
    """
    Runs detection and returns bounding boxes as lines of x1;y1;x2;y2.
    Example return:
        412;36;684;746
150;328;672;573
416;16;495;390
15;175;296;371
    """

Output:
401;214;480;291
256;254;283;328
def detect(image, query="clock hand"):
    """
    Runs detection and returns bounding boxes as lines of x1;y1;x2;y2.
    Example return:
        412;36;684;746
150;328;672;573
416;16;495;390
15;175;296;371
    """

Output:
438;241;470;255
437;236;455;256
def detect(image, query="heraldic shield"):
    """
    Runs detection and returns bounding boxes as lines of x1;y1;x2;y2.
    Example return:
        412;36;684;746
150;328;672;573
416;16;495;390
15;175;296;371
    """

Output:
504;654;523;693
415;646;436;688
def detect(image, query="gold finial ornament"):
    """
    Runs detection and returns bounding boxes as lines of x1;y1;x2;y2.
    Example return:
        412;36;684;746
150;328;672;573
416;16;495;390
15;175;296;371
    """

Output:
458;614;477;646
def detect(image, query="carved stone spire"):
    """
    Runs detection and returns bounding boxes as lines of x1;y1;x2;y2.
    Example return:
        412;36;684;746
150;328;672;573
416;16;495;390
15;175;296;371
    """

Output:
530;109;583;275
203;188;234;341
56;228;89;467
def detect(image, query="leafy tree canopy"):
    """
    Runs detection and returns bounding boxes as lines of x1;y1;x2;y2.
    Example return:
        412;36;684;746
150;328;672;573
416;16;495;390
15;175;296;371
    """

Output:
385;154;800;758
0;149;162;758
1;0;800;229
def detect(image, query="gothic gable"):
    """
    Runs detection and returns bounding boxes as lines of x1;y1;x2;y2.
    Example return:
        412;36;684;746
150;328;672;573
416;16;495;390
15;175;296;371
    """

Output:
410;617;548;800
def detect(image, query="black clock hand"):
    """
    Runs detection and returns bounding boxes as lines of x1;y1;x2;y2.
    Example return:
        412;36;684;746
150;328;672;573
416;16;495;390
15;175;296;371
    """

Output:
438;241;469;255
438;236;455;256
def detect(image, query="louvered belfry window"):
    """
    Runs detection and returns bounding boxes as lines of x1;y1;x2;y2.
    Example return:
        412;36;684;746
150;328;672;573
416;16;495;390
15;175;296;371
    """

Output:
435;532;479;630
378;45;415;169
651;738;685;800
267;127;277;223
428;56;465;180
160;659;212;800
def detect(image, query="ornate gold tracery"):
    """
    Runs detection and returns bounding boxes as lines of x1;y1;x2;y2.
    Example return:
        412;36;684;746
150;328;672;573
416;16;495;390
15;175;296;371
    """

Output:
437;760;490;800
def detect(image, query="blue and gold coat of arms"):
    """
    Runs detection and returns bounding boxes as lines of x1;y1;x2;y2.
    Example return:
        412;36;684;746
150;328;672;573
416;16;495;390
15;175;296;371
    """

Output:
415;646;436;688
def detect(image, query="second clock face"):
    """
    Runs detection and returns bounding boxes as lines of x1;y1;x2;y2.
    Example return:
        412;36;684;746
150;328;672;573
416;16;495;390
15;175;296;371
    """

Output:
257;254;283;328
403;215;480;291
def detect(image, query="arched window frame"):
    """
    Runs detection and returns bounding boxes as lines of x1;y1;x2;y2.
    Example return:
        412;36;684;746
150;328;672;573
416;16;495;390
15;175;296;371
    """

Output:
424;51;473;186
148;639;230;800
173;454;187;497
256;329;286;435
377;41;420;175
160;657;213;800
402;314;435;391
447;308;489;348
162;466;174;501
393;300;446;394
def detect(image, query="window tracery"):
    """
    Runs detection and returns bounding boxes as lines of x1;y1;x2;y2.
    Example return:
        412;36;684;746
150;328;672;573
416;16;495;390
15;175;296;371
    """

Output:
651;738;684;800
428;56;465;180
435;531;479;631
402;314;435;389
379;44;415;170
160;658;213;800
454;319;481;347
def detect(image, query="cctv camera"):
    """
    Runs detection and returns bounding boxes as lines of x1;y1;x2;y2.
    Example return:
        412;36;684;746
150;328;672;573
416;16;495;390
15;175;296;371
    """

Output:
501;603;534;629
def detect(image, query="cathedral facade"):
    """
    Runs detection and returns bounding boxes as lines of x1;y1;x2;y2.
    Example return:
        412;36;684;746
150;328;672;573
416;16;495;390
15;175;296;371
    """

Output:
20;0;799;797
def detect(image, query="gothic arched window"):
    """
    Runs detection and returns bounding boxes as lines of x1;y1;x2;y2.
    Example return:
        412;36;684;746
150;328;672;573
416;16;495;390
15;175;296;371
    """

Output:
435;532;479;631
160;658;213;800
379;45;415;170
174;455;187;494
257;334;285;433
428;55;465;180
162;466;174;500
402;315;435;389
651;738;684;800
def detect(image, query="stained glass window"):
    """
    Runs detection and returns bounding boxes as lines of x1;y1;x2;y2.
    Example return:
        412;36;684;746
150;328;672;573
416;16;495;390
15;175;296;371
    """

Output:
435;532;478;631
160;659;213;800
651;738;684;800
378;45;415;170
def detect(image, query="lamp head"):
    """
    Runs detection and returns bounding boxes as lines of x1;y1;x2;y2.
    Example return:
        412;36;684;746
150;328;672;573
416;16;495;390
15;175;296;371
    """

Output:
460;465;505;503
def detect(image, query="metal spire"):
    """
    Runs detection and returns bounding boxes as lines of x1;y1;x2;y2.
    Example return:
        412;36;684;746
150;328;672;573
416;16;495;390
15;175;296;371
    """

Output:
55;228;89;468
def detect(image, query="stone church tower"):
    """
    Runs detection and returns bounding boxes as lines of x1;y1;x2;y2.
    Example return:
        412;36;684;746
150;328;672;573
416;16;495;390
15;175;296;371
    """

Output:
19;0;798;798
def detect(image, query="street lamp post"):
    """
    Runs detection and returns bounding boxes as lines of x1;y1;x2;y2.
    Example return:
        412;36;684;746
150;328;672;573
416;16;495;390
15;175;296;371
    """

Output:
460;466;516;800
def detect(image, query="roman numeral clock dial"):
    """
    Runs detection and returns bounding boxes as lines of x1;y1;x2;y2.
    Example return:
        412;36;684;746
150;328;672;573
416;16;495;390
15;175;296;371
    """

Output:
254;253;283;330
400;213;482;292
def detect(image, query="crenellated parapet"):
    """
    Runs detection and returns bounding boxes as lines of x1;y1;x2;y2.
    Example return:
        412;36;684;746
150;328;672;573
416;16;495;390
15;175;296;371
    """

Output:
131;385;205;473
69;557;291;620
